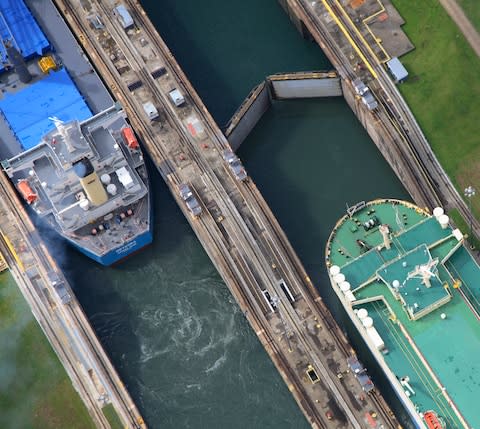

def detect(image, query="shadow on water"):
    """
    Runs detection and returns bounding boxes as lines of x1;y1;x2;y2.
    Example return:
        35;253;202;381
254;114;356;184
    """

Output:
36;222;145;402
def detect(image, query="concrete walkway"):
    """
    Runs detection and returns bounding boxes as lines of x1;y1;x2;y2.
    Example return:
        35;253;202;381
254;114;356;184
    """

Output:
439;0;480;58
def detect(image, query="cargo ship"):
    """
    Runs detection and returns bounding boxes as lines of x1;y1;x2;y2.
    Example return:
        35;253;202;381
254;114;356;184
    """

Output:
326;199;480;429
0;0;152;265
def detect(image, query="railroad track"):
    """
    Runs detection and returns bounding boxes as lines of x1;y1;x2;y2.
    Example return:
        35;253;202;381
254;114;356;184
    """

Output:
197;191;330;428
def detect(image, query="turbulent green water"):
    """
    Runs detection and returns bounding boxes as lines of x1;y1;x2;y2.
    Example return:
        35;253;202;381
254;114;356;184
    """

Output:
60;1;414;428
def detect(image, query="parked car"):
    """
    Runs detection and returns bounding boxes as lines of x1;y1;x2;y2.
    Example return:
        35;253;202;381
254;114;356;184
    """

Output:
179;184;202;217
222;149;247;182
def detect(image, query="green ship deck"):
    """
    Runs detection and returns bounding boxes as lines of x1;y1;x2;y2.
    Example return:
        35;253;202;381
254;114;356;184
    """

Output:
326;199;480;428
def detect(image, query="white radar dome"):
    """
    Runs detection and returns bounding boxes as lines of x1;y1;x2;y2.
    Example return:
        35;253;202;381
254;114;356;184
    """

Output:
333;273;345;285
433;207;444;218
357;308;368;320
362;316;374;328
392;280;400;289
106;184;117;196
329;265;341;276
101;174;111;185
438;214;449;229
79;199;90;211
339;281;351;292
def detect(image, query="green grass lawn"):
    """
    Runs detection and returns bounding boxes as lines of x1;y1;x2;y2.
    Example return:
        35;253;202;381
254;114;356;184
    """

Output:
457;0;480;34
0;272;96;429
391;0;480;221
102;403;124;429
448;208;480;249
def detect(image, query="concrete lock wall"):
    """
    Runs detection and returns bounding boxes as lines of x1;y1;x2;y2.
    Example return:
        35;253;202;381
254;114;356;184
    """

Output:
277;0;306;38
225;72;341;150
341;79;428;207
270;77;342;99
225;82;271;151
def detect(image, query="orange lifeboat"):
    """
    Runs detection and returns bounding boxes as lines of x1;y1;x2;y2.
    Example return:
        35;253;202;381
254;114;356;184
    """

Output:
424;411;445;429
17;180;37;204
121;126;139;150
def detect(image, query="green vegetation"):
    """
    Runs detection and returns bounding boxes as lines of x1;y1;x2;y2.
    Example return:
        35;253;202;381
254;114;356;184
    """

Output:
448;208;480;249
391;0;480;217
102;403;124;429
0;272;95;429
457;0;480;34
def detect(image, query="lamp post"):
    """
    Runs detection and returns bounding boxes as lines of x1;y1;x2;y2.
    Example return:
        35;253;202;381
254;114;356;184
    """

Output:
464;185;476;247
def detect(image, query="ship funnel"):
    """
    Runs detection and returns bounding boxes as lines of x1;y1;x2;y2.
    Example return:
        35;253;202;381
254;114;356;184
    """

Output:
73;158;108;206
379;224;391;249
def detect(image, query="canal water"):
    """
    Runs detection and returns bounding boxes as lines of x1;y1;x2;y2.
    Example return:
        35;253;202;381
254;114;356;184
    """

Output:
60;0;413;427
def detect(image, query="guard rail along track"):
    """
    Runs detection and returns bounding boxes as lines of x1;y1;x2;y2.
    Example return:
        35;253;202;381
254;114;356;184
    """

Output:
54;0;400;427
0;170;146;429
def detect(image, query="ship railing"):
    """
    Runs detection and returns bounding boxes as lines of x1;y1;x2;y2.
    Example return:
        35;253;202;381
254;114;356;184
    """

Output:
131;196;148;230
353;295;397;322
346;201;366;217
437;239;463;266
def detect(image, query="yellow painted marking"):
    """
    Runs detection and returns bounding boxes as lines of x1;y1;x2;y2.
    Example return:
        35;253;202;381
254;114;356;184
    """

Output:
361;0;391;62
1;233;24;272
320;0;377;79
333;0;383;65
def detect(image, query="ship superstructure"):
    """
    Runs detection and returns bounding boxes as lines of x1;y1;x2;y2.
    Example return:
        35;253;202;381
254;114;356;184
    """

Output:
0;0;152;265
4;106;151;265
326;199;480;429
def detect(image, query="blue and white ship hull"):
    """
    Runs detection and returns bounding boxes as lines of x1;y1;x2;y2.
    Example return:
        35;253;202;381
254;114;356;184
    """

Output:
69;227;153;266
